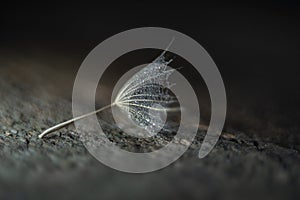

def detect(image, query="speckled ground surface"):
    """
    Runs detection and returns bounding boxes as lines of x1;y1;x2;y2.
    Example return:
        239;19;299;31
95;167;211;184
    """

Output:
0;53;299;200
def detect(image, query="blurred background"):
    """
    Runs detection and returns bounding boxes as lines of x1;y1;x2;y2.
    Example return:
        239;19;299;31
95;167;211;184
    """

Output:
1;1;300;144
0;1;299;200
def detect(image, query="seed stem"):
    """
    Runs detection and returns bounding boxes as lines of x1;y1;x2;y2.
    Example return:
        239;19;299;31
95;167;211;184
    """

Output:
38;104;114;138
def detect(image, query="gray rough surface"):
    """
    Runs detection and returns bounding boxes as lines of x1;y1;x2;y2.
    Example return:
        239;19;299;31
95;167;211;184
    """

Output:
0;54;299;200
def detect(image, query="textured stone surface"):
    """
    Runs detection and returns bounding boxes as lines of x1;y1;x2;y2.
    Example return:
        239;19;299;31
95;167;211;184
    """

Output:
0;54;299;200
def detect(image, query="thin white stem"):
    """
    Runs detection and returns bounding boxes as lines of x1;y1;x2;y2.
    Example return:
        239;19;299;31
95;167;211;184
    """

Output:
38;103;115;138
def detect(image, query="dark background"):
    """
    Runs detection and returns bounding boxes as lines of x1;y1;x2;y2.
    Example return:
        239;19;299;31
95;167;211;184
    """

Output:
1;1;299;146
0;1;300;200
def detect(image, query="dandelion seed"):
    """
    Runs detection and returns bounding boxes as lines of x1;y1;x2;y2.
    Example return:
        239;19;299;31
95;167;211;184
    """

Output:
39;42;179;138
